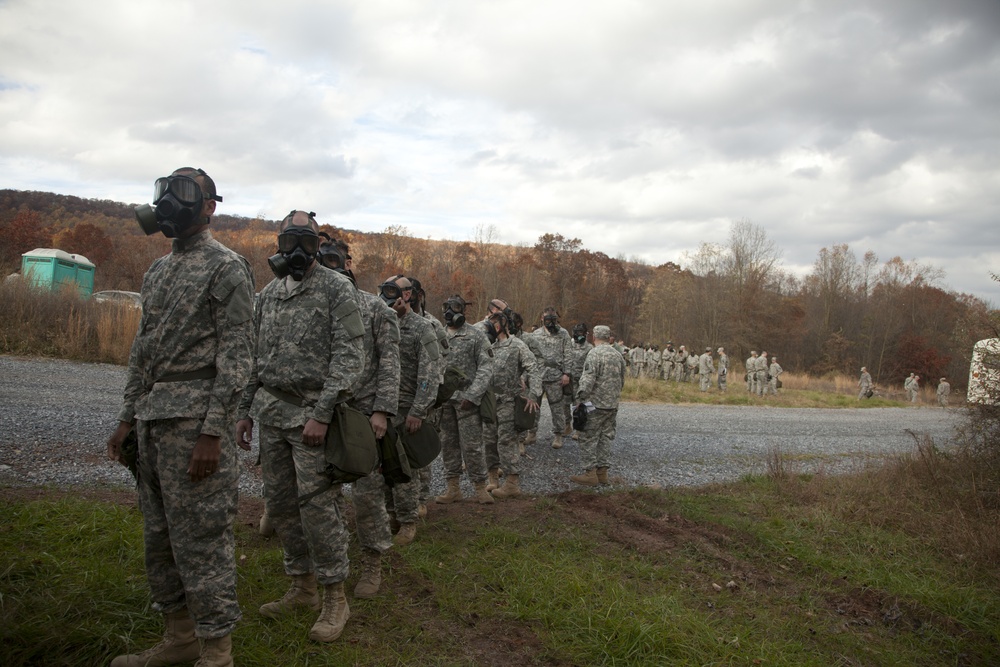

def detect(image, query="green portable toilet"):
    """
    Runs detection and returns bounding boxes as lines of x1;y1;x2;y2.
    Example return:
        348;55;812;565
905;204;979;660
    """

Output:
20;248;96;297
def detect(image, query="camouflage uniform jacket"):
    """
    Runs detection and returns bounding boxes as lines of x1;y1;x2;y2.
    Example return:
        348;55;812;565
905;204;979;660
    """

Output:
422;310;448;383
769;361;783;379
718;353;729;374
445;322;494;405
570;340;594;381
698;352;715;375
397;309;440;419
348;289;401;416
237;264;365;428
118;230;254;437
576;343;626;410
491;335;542;401
529;325;573;382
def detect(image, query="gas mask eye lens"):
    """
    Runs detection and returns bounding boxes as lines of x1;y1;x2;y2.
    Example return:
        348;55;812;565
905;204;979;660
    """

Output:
153;175;203;205
379;282;402;302
278;231;319;255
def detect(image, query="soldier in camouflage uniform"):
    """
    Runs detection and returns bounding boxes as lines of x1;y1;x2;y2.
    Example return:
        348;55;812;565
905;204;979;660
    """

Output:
381;276;439;544
483;311;542;498
235;211;366;644
858;367;873;400
435;295;496;504
676;345;689;382
628;343;646;379
526;307;574;449
746;351;758;392
409;278;447;513
340;263;401;600
662;342;677;381
570;325;626;487
107;168;254;667
756;351;770;396
698;347;715;392
647;344;661;379
716;347;729;391
767;356;783;395
568;324;594;440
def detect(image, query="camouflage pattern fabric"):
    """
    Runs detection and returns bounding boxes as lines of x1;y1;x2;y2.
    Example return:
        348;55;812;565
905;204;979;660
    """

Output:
440;322;493;483
768;361;783;395
119;230;255;639
349;289;401;416
484;335;542;475
258;423;350;584
385;410;421;523
576;343;626;410
577;408;618;470
698;352;715;392
397;309;440;419
717;352;729;391
527;324;572;436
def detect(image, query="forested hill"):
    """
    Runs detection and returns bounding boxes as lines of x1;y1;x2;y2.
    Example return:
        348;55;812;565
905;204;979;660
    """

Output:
1;188;996;387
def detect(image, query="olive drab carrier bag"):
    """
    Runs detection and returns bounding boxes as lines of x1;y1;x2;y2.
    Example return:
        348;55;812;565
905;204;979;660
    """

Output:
513;395;535;432
396;420;442;468
378;425;412;487
435;366;467;408
298;402;379;505
572;402;589;432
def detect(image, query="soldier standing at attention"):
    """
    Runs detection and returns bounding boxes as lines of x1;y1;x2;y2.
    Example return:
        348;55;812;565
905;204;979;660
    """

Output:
106;168;254;667
746;351;757;392
568;324;594;440
527;307;574;449
698;347;715;392
236;211;366;643
716;347;729;392
435;295;496;504
858;367;873;400
756;351;770;396
571;326;626;487
768;356;783;395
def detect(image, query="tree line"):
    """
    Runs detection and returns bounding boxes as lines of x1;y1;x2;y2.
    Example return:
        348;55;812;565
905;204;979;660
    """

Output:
2;189;995;387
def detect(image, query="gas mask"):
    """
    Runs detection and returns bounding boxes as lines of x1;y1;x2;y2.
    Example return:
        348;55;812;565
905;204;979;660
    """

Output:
268;229;320;281
407;278;424;312
318;240;355;286
134;170;221;238
443;297;466;328
543;314;559;334
378;280;404;307
573;325;588;344
486;313;507;344
509;312;523;336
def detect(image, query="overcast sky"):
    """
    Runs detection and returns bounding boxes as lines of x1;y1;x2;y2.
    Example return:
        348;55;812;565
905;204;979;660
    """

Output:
2;0;998;303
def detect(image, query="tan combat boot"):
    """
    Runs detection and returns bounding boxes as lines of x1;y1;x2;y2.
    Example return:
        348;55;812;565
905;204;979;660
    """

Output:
473;481;495;504
486;469;501;491
491;473;521;499
417;503;427;518
571;430;579;440
563;422;573;436
551;434;563;449
596;467;609;485
194;634;232;667
393;522;417;546
110;609;201;667
353;550;382;598
435;477;463;504
522;430;537;446
259;573;321;618
570;468;599;486
259;510;275;537
389;514;401;534
309;582;350;642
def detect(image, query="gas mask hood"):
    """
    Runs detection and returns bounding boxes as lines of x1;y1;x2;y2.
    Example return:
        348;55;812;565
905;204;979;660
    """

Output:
269;211;320;280
443;296;467;328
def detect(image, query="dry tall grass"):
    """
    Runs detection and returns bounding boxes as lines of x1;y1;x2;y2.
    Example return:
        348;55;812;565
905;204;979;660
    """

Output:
0;281;139;365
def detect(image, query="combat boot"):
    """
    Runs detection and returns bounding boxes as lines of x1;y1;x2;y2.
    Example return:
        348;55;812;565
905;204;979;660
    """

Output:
435;477;463;504
417;503;427;518
473;481;495;504
571;430;579;441
110;609;200;667
389;514;401;534
194;634;232;667
309;582;350;643
259;510;275;537
596;467;609;485
522;430;537;446
393;522;417;546
551;434;563;449
491;473;521;499
570;468;599;486
563;422;573;436
259;573;320;618
353;550;382;598
486;469;501;492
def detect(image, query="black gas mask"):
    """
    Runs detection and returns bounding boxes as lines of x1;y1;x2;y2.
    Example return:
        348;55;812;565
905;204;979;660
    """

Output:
443;297;466;328
268;222;320;281
134;170;221;238
543;314;559;334
407;278;424;312
573;324;588;344
378;280;405;307
486;312;507;344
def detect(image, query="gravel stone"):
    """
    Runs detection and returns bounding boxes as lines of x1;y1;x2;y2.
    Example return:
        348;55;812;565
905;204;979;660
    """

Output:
0;356;962;498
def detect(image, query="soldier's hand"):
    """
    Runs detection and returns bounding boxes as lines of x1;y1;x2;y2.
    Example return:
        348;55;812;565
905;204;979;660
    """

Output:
560;373;570;387
369;411;388;439
302;419;328;447
405;415;423;434
236;419;254;451
106;421;132;465
524;399;539;414
460;399;476;411
188;434;222;481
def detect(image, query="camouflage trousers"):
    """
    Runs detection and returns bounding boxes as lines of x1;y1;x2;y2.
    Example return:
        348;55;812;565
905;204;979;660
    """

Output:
717;370;728;392
384;411;423;524
484;395;522;476
699;374;712;392
347;468;392;556
136;417;240;638
754;370;767;396
439;399;487;483
577;408;618;470
560;379;576;432
259;423;349;585
661;362;673;381
767;377;779;395
533;380;567;436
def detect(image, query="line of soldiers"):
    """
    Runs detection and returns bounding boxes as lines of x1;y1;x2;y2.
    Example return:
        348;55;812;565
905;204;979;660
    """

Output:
105;167;625;666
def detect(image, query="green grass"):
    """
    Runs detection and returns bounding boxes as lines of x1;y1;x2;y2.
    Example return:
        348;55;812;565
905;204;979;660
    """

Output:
621;376;908;408
3;478;998;666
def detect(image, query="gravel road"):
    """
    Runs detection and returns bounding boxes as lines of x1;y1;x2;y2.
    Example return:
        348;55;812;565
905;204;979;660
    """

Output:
0;356;962;497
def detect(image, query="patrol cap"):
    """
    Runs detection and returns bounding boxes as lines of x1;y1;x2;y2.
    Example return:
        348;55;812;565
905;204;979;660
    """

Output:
593;325;611;340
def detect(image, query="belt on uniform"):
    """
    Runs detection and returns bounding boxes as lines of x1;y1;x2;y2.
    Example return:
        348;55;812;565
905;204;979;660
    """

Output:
262;385;310;407
157;367;217;383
